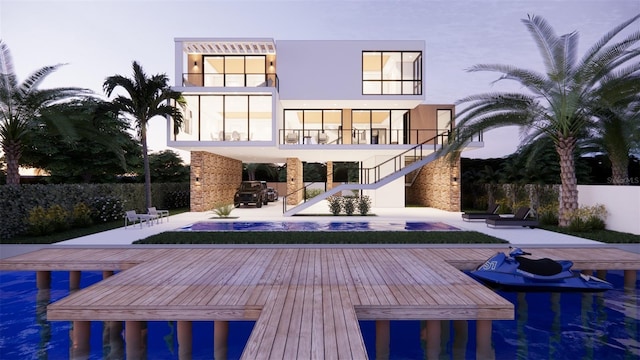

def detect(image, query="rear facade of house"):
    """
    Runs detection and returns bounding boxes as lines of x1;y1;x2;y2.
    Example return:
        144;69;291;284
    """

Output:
167;38;483;214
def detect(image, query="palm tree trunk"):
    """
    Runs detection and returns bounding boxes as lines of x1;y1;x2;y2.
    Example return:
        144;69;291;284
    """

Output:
141;126;152;209
609;155;629;185
3;142;21;185
556;137;578;227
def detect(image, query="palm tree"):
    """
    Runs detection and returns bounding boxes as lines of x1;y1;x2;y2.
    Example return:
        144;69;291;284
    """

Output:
0;40;91;185
446;14;640;226
585;72;640;184
103;61;184;209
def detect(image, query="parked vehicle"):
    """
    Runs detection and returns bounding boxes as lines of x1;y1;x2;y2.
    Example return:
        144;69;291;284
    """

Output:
267;187;278;202
234;181;268;208
470;247;613;292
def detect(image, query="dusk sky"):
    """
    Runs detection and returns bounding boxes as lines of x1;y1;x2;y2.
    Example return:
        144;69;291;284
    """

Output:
2;0;639;162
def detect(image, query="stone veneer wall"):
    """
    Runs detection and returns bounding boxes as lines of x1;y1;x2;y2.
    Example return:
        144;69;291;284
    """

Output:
190;151;243;212
326;161;333;191
286;157;303;205
406;156;461;211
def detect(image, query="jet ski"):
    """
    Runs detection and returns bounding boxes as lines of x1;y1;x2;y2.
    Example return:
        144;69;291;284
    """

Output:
470;247;613;292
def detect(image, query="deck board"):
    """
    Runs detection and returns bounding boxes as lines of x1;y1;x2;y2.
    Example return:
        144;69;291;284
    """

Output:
2;246;638;359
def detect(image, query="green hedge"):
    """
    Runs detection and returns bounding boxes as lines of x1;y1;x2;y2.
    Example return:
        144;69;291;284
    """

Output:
0;183;189;240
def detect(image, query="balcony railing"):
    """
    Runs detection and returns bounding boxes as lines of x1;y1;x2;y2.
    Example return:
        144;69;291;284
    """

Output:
182;73;279;91
279;128;470;146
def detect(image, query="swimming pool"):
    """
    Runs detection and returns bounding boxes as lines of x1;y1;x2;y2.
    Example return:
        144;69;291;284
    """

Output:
181;221;460;232
1;270;637;359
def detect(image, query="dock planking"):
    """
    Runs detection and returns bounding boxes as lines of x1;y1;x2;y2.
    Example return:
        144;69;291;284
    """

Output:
2;246;639;359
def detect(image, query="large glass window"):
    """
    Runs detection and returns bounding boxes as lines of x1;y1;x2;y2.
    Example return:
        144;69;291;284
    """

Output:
362;51;422;95
350;109;409;144
283;109;344;144
249;96;272;140
203;55;268;87
173;94;272;142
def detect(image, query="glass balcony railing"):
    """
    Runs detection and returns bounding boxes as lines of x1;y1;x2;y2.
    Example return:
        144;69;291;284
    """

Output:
279;128;476;146
182;73;279;91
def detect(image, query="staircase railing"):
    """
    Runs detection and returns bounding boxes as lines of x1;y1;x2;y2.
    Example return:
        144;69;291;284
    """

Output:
282;130;451;213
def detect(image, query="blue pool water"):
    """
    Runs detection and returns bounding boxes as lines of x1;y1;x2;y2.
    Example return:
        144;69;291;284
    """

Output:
182;221;460;232
0;270;638;359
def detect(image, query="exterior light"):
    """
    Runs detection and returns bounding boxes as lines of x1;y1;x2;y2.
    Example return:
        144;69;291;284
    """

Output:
193;61;197;66
270;61;273;66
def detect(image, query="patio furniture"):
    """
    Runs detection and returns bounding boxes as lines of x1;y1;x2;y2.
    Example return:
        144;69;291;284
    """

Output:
461;203;500;221
285;132;298;144
148;207;170;223
124;210;155;228
485;207;539;228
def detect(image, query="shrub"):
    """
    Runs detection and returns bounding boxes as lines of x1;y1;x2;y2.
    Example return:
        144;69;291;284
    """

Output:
212;204;235;218
305;188;323;200
327;196;342;215
47;204;70;232
537;202;559;226
568;204;607;232
358;195;372;215
89;196;124;223
26;206;52;236
342;196;356;216
72;203;93;228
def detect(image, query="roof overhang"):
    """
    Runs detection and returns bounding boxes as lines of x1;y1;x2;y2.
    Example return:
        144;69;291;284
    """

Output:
176;38;276;55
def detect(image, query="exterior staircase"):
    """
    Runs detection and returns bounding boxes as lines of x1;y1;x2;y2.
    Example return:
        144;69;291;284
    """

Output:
282;133;448;216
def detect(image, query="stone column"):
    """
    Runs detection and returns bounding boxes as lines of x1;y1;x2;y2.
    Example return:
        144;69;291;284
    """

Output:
326;161;333;191
286;158;303;205
190;151;242;212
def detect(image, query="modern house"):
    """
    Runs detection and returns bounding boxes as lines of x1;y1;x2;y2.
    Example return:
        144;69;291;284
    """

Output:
167;38;483;214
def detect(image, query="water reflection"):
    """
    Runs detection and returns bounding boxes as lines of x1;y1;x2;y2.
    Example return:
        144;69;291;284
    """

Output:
36;288;51;360
516;292;528;359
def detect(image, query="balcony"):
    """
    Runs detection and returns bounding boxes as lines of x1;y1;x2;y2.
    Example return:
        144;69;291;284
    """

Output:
182;73;279;91
279;128;459;146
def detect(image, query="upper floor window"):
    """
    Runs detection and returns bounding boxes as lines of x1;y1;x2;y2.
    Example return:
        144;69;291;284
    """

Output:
195;55;273;87
362;51;422;95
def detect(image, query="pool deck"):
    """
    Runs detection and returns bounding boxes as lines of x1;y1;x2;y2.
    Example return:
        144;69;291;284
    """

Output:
1;203;639;359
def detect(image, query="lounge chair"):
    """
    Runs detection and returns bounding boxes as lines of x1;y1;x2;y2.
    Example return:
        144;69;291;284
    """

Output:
125;210;155;228
148;207;170;223
461;203;500;221
486;207;538;228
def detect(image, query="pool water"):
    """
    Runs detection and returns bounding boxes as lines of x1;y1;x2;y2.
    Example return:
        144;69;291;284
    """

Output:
0;270;638;359
182;221;460;232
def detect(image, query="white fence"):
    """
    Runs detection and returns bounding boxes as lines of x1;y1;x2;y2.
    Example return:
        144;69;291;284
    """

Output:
578;185;640;235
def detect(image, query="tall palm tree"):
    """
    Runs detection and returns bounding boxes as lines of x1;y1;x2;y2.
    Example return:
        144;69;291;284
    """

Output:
103;61;184;208
0;40;91;185
585;72;640;184
446;14;640;226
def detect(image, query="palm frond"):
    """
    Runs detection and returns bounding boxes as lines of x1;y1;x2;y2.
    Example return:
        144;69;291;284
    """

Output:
18;64;66;97
580;13;640;67
0;40;16;107
522;14;560;74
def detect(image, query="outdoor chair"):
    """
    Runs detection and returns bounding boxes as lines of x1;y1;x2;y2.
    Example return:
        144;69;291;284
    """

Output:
285;132;298;144
461;203;500;221
148;207;170;223
124;210;155;228
485;206;538;228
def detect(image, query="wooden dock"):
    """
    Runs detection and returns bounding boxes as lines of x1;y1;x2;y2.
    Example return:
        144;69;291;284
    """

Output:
2;246;639;359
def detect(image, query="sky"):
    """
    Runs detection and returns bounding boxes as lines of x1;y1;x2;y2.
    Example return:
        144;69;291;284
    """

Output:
1;0;639;163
